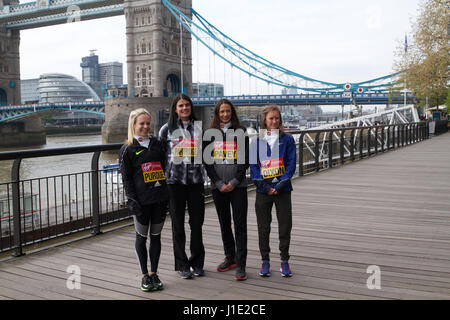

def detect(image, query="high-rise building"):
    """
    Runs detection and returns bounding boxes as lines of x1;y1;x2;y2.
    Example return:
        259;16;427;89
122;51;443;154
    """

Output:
80;51;123;100
192;82;224;97
99;62;123;87
21;78;40;104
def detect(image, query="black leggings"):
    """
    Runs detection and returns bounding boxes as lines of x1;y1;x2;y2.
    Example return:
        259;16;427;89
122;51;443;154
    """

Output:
133;202;167;275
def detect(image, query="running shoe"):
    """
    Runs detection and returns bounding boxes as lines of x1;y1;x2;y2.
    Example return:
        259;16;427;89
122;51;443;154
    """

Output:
141;275;153;292
178;269;193;279
234;269;248;281
150;274;164;290
280;261;292;277
259;260;271;277
191;267;205;277
217;258;237;272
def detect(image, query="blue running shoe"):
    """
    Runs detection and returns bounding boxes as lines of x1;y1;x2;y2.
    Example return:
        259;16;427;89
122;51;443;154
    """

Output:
280;261;292;277
259;260;271;277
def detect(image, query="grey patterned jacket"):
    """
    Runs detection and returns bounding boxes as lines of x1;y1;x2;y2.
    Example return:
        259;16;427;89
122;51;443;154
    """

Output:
158;119;205;185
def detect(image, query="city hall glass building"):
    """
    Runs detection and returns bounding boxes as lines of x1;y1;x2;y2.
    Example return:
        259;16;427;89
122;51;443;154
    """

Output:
38;73;101;103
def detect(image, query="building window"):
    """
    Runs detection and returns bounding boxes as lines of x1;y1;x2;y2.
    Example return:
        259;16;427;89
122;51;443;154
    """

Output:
141;43;147;54
136;45;140;54
135;17;139;26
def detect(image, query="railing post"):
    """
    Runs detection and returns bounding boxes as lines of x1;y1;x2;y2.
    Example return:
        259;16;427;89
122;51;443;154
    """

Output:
359;128;364;159
367;127;371;156
374;126;378;155
11;159;24;257
350;129;355;161
299;133;305;177
328;130;333;169
314;133;320;172
91;151;102;235
340;129;345;165
387;126;391;150
381;126;385;152
402;124;406;147
397;125;400;148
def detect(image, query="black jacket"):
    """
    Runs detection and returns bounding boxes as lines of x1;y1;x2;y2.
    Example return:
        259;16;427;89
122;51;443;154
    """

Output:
204;126;249;190
119;137;169;215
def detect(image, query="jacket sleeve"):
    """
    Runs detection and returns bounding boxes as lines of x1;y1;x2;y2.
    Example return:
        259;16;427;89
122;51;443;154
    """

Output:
274;134;297;191
203;139;225;189
250;138;271;193
119;144;142;215
230;133;249;187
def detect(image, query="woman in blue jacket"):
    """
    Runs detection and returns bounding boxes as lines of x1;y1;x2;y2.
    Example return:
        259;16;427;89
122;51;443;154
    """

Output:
250;105;296;278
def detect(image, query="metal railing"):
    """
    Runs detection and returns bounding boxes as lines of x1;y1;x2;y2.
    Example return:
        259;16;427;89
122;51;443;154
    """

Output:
0;144;124;256
293;122;429;176
0;122;431;256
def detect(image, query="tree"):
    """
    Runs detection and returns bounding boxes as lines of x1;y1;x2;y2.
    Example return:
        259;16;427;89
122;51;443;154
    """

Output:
394;0;449;110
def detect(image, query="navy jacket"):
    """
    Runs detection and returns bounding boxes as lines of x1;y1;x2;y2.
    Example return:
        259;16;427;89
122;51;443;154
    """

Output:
250;131;297;194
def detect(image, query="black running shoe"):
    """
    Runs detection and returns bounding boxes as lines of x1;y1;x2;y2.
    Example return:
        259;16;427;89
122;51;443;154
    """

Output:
141;275;152;292
217;258;237;272
191;267;205;277
235;269;248;281
150;274;164;290
178;269;193;279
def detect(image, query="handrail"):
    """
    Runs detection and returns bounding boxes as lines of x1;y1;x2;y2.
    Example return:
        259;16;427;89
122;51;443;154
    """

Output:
0;122;435;256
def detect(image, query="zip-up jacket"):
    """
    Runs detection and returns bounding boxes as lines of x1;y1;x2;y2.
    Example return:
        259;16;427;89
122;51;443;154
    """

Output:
158;119;205;185
250;132;296;194
204;126;249;190
119;137;169;215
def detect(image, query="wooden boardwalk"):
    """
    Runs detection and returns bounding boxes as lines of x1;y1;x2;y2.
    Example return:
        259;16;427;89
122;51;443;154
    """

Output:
0;133;449;300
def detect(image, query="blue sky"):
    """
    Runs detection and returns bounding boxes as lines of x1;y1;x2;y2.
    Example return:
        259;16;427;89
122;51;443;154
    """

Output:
18;0;421;94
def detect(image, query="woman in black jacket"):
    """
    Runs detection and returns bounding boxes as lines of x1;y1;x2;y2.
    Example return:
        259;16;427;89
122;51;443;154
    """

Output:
204;98;249;281
119;108;169;292
158;94;206;279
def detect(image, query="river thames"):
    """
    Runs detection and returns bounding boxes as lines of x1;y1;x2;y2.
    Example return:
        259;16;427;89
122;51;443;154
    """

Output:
0;134;118;183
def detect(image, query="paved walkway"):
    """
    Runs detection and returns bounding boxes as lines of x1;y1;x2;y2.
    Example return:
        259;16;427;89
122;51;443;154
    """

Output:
0;133;449;300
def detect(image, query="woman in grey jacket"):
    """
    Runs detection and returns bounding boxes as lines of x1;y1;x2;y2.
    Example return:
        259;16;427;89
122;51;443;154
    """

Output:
159;94;206;279
204;98;249;281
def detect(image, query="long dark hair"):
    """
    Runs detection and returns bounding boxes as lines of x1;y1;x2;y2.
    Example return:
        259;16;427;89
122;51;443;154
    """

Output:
210;98;241;129
168;93;197;133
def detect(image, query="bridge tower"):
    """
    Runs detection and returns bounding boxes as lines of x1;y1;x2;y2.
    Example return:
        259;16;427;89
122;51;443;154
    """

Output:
0;0;21;106
124;0;192;98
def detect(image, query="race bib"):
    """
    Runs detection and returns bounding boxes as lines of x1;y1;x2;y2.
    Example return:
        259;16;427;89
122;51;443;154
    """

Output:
260;158;285;179
141;162;166;183
173;139;198;157
213;141;237;160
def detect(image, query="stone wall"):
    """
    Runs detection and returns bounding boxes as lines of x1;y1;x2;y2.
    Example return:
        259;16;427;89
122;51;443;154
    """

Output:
101;97;172;144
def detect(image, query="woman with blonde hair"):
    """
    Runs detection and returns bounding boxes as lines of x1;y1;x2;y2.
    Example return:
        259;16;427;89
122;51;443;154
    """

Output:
250;105;296;277
119;108;169;291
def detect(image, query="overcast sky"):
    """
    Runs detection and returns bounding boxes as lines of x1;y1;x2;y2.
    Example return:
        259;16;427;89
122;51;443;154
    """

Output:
18;0;421;95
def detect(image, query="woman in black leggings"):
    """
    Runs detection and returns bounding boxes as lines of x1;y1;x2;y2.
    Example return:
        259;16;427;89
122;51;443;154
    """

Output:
119;108;169;291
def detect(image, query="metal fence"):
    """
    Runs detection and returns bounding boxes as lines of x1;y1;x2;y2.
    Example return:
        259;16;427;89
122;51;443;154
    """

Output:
0;122;431;256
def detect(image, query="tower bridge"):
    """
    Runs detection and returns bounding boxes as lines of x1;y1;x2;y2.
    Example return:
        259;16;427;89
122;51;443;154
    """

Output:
0;0;416;146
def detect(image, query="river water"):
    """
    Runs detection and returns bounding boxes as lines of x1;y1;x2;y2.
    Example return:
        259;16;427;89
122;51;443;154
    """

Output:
0;134;119;183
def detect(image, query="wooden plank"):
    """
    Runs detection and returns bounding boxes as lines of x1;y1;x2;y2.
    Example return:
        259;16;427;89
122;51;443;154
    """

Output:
0;133;449;299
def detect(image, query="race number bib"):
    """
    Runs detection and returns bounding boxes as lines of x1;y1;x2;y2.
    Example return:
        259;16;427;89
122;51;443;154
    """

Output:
173;139;198;157
141;162;166;183
260;158;285;179
213;141;237;160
